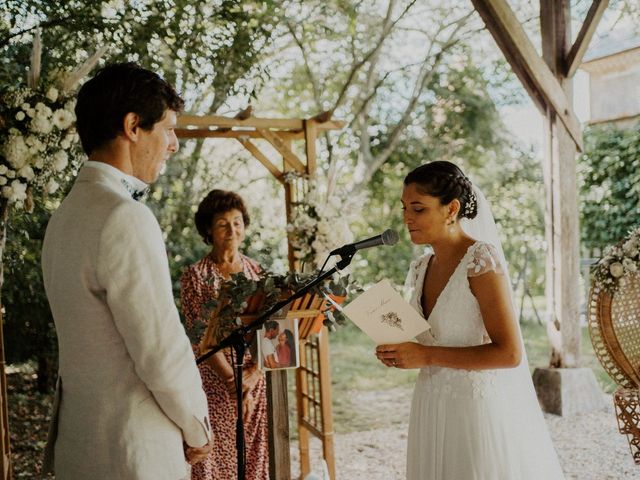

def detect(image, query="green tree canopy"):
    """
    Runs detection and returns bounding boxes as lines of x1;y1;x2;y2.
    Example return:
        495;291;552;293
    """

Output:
579;121;640;253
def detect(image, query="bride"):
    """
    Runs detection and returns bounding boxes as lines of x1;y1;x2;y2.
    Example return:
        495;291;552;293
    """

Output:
375;161;564;479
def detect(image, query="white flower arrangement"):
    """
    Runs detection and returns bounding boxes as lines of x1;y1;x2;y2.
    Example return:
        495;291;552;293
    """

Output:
285;173;356;269
0;30;105;211
592;227;640;292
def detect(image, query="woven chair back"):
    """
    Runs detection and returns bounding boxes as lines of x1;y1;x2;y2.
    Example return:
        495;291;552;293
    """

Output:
588;273;640;389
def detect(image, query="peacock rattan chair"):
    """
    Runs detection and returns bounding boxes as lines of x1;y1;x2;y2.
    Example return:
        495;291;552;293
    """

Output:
589;272;640;464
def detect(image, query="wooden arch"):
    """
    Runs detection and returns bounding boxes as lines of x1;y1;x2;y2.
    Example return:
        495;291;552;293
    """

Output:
176;111;345;480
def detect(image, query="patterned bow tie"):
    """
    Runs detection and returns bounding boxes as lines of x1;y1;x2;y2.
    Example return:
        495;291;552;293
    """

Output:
121;178;148;201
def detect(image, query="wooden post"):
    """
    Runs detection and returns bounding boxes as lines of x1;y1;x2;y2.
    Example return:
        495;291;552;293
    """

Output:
296;340;312;476
0;201;11;480
317;329;335;479
540;0;581;367
267;370;290;480
267;138;296;480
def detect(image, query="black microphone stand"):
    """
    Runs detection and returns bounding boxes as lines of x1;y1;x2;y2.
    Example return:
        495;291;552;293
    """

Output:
196;252;355;480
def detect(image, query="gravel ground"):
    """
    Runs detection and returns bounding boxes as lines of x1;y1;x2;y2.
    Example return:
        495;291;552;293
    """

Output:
291;390;638;480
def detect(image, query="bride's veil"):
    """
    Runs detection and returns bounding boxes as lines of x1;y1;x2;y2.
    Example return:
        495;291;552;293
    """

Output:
459;185;533;373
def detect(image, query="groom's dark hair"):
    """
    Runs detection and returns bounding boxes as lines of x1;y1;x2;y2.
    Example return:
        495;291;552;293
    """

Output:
75;62;184;155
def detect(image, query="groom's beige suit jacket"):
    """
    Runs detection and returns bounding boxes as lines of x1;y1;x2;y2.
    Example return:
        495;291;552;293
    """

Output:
41;164;210;479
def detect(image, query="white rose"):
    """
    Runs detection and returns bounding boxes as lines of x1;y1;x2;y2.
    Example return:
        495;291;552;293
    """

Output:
610;262;624;278
2;180;27;203
0;177;6;186
6;169;15;179
3;135;29;169
316;221;331;236
60;138;71;149
26;108;36;118
1;186;12;200
25;135;45;152
623;258;637;273
15;111;25;121
20;102;30;110
623;238;639;256
18;165;35;181
34;157;44;169
35;102;48;113
53;150;69;172
0;165;7;175
46;178;60;194
31;112;53;134
52;109;74;130
46;87;59;102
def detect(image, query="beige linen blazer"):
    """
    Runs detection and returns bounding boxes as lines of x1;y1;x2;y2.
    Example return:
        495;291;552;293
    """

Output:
41;165;210;479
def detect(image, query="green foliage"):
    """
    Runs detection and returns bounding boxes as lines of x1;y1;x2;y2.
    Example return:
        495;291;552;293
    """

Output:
579;121;640;252
0;1;278;109
3;198;63;392
0;0;280;377
190;269;360;344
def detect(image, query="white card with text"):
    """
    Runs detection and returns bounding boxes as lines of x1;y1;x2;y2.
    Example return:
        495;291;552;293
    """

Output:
343;279;429;345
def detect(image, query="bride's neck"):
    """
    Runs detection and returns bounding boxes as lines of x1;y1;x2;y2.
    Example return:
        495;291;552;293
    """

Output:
431;231;473;264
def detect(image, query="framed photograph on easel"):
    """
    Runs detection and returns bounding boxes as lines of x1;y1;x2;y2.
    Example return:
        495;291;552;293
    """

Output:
257;317;299;370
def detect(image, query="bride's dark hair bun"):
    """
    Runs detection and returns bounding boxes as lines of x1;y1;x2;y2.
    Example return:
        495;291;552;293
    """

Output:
404;161;478;219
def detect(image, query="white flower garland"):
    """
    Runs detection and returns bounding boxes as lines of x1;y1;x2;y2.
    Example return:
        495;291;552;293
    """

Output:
592;227;640;292
285;173;356;268
0;30;103;212
1;85;83;209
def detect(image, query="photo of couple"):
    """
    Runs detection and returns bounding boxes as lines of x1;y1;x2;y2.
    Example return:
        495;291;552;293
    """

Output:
259;318;299;370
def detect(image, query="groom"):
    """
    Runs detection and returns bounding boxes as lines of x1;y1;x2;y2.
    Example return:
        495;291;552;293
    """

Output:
42;63;212;479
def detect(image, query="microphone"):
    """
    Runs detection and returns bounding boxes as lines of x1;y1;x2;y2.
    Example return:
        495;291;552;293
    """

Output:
330;229;399;256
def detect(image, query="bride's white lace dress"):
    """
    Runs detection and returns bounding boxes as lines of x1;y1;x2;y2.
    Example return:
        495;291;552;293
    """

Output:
405;241;564;479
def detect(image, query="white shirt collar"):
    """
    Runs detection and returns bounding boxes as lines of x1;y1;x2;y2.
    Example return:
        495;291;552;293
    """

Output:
84;161;149;198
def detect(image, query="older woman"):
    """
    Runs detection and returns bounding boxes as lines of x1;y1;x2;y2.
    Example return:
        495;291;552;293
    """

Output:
180;189;268;480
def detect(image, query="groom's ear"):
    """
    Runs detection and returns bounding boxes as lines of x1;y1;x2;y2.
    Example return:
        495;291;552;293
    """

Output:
122;112;141;142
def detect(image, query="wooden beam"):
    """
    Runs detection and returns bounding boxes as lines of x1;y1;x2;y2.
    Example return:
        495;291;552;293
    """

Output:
236;138;284;183
304;119;318;175
565;0;609;77
176;129;304;140
177;114;345;132
257;129;307;174
471;0;584;151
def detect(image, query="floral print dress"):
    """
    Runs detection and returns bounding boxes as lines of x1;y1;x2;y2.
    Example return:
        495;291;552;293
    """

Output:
181;253;269;480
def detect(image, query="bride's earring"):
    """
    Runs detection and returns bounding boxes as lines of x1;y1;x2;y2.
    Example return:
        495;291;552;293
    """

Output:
446;217;455;233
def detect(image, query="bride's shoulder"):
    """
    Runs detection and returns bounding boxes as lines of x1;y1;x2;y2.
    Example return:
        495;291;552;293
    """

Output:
466;241;503;277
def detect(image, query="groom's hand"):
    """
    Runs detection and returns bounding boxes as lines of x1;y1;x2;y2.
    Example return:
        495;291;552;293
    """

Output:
184;437;214;465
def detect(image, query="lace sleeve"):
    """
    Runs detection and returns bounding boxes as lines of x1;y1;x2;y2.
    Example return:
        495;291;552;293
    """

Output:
466;242;504;277
403;253;430;300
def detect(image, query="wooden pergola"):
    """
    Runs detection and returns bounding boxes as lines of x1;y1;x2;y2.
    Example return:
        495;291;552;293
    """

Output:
176;111;345;480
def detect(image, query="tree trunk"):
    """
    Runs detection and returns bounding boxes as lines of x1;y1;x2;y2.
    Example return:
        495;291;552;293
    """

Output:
0;199;12;479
